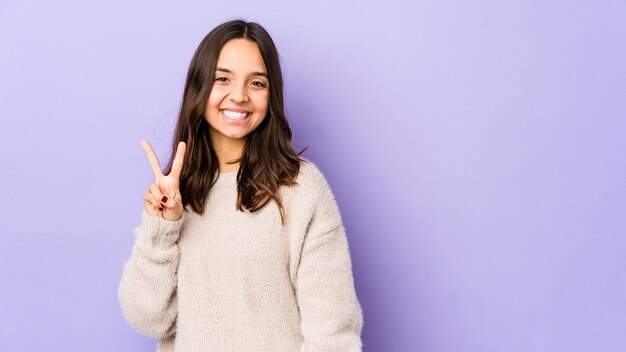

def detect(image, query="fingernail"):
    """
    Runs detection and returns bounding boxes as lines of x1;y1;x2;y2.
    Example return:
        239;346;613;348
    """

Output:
161;195;168;203
159;207;163;211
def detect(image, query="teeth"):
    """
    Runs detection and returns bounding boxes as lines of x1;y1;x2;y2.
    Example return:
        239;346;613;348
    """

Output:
222;110;248;120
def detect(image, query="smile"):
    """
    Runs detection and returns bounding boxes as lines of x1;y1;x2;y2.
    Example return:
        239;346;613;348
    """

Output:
221;109;250;120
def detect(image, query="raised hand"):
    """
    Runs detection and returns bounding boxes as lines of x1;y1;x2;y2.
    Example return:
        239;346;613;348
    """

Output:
141;140;187;221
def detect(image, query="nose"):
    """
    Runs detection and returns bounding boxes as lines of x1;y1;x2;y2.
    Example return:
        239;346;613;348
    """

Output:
228;82;249;103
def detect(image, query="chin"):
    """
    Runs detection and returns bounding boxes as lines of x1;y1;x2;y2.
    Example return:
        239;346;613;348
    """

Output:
223;130;249;140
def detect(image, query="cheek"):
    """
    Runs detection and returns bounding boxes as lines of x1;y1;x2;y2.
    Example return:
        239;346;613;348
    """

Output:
207;89;226;109
254;93;270;114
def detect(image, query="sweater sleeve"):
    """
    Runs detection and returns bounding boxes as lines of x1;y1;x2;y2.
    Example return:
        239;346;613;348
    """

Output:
118;211;182;339
296;179;364;352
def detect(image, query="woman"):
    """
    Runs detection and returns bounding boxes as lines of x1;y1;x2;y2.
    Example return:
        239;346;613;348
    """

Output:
118;19;363;352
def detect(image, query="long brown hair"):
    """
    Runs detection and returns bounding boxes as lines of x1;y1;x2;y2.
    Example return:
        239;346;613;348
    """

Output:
164;19;304;222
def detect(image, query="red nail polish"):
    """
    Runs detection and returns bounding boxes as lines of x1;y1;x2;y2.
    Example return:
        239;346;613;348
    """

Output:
159;207;163;211
161;195;168;203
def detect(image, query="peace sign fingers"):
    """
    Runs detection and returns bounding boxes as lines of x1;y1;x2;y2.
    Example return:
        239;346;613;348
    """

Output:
169;141;187;181
140;140;186;221
141;140;164;180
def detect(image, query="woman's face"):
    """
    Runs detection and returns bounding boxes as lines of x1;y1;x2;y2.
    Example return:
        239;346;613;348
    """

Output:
204;38;270;147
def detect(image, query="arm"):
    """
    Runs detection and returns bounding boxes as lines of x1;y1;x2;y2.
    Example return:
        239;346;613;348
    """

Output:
296;181;364;352
117;212;182;338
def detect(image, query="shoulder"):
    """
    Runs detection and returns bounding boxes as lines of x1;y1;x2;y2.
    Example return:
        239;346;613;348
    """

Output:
290;159;344;234
279;158;333;203
294;159;333;197
278;159;344;234
296;159;328;188
285;159;340;216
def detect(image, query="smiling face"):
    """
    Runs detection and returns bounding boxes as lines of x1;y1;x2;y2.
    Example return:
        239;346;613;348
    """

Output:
204;38;270;151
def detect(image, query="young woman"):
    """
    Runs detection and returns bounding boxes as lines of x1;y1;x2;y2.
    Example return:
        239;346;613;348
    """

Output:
118;20;363;352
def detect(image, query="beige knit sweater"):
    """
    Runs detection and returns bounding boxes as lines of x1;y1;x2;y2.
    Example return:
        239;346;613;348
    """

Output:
118;161;363;351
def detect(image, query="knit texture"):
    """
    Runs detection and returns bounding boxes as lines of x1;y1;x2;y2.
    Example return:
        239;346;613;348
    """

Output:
118;161;363;351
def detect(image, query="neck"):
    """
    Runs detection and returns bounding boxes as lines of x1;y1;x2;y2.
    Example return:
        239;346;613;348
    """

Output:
211;133;245;173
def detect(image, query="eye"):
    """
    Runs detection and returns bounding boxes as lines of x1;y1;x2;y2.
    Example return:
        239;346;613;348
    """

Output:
215;76;229;83
251;80;268;88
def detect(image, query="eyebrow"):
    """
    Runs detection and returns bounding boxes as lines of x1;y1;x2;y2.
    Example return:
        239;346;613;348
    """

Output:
216;67;268;78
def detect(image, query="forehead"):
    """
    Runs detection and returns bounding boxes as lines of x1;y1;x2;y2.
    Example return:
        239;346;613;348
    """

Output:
217;38;266;72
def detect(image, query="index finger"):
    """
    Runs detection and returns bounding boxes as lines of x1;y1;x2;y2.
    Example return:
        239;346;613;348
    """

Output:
141;140;163;179
169;141;187;181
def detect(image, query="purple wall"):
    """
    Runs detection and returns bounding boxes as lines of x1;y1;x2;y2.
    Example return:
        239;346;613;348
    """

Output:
1;1;625;351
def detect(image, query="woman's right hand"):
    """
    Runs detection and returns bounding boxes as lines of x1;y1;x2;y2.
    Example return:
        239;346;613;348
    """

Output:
141;140;187;221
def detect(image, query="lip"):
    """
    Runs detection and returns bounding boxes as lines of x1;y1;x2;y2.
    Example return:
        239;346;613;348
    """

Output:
221;107;250;113
220;109;251;125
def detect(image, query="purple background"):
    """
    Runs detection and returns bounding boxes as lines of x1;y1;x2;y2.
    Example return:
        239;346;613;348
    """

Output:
1;1;625;351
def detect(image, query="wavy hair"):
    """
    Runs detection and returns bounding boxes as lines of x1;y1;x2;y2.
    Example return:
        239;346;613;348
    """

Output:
164;19;304;223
